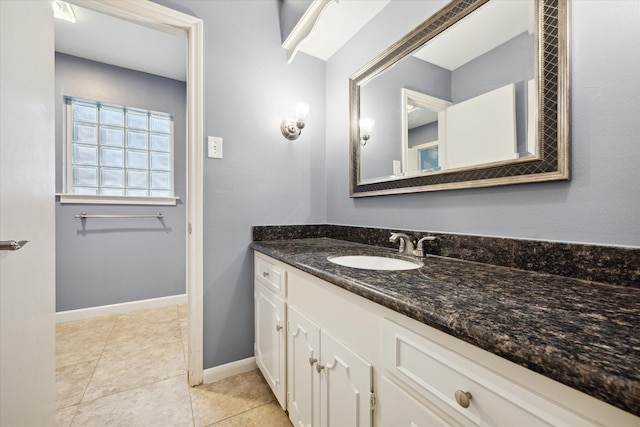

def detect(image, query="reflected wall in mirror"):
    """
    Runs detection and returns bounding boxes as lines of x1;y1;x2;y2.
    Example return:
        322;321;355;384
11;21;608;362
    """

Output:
350;0;569;197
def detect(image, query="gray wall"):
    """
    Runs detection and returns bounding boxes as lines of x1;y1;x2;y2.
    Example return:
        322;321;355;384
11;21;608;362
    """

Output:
360;56;450;180
326;0;640;247
146;0;639;372
451;32;534;103
55;53;187;311
156;0;327;370
408;122;438;147
452;32;535;156
279;0;313;42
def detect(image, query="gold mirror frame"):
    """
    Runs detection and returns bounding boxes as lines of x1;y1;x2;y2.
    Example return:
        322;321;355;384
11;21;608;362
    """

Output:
349;0;569;197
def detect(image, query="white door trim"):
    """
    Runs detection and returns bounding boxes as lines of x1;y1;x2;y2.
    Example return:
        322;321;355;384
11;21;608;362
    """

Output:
70;0;204;386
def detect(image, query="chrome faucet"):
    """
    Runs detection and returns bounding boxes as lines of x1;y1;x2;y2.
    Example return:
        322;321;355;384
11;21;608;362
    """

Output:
389;233;415;254
390;232;437;257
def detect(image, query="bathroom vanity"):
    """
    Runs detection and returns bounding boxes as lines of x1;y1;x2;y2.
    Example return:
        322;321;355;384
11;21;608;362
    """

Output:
252;237;639;426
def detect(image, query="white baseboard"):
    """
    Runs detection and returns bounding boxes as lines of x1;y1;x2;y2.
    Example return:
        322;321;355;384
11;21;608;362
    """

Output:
203;357;257;384
56;294;187;323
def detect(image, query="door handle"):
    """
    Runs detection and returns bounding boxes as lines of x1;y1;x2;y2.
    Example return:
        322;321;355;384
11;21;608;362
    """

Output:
0;240;29;251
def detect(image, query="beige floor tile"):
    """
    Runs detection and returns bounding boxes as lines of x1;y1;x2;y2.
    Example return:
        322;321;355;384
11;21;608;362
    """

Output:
55;405;78;427
178;303;188;320
103;318;182;357
190;370;276;427
56;335;109;370
83;339;186;402
209;401;292;427
56;315;117;340
56;316;116;369
71;375;193;427
55;305;290;426
56;360;98;409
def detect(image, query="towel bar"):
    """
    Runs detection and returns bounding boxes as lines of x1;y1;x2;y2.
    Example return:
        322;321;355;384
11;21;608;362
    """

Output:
74;212;164;219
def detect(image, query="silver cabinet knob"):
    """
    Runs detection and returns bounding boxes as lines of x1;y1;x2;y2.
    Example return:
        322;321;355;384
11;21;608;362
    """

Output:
308;357;317;366
316;363;325;373
262;271;269;277
455;390;472;408
276;324;283;331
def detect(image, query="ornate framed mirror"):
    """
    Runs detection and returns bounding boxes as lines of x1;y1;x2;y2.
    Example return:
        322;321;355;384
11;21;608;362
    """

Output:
349;0;568;197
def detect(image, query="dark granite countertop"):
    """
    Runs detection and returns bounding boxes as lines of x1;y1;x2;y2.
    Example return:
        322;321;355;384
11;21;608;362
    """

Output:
250;238;640;417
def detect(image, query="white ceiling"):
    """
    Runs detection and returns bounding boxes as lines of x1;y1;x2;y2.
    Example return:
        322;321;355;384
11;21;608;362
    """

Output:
54;1;531;83
408;107;438;130
413;0;534;71
54;3;187;82
54;0;389;79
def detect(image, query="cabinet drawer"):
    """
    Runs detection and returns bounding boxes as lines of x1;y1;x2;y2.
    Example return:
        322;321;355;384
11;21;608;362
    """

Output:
380;376;451;427
381;319;596;427
255;255;286;297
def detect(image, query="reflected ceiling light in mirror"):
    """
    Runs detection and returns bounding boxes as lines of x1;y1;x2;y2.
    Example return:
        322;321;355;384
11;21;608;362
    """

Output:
52;1;76;23
281;102;309;140
359;117;374;146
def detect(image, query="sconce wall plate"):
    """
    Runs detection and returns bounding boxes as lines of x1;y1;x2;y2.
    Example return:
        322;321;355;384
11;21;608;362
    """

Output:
281;119;302;140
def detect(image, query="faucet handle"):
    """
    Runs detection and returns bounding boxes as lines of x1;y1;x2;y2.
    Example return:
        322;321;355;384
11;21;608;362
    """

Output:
417;236;437;245
415;235;438;257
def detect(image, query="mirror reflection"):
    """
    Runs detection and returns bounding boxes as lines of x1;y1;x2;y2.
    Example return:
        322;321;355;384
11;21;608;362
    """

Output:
358;0;536;183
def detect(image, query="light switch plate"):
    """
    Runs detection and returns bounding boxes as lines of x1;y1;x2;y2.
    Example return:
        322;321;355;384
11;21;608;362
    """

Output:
393;160;401;176
208;136;223;159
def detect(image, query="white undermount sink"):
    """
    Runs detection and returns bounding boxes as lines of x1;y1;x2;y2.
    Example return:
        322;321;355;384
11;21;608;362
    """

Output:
327;255;423;271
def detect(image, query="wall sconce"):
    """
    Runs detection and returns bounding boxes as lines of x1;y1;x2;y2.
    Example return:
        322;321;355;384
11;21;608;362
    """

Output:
359;117;374;146
281;103;309;140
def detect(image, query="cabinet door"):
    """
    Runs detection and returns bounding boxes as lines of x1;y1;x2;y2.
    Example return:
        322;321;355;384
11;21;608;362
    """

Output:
255;281;287;409
288;306;321;427
319;330;373;427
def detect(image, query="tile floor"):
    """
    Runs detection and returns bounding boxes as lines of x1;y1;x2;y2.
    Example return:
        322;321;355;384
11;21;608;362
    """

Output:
56;304;292;426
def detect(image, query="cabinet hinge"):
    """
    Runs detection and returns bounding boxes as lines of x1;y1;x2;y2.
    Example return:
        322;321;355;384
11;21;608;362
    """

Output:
370;391;377;411
287;321;290;332
287;392;291;402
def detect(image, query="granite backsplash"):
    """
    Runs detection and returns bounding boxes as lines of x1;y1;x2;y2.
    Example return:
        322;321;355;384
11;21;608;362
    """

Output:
253;224;640;288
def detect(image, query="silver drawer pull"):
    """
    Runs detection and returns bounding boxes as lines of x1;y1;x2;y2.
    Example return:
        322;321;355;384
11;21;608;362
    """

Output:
276;324;283;332
316;363;325;373
309;357;317;366
455;390;472;408
0;240;28;251
262;271;269;278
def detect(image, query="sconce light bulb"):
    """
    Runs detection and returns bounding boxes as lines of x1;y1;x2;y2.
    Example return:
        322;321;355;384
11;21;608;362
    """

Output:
295;103;309;129
359;117;374;145
281;103;309;140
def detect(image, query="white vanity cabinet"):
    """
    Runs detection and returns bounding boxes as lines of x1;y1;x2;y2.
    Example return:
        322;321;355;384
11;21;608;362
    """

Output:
287;306;373;427
254;254;287;409
253;251;639;427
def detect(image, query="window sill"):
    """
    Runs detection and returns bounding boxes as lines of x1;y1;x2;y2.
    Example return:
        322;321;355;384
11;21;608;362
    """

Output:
56;194;179;206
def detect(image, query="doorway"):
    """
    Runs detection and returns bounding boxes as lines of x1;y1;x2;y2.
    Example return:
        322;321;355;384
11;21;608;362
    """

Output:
53;0;203;386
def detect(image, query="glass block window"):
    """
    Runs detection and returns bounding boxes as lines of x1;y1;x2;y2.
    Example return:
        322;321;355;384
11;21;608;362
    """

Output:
65;98;174;197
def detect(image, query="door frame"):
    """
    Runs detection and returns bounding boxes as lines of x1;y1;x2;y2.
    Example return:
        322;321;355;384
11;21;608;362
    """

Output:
70;0;204;386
